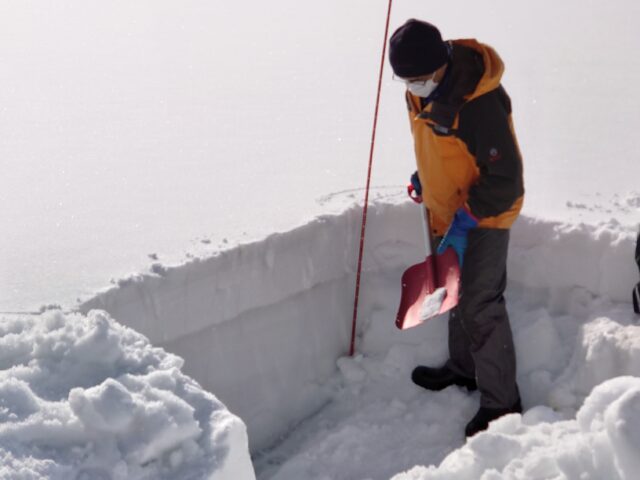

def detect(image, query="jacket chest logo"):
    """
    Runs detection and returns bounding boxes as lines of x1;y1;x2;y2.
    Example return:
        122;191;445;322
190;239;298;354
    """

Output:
489;147;502;162
417;112;457;137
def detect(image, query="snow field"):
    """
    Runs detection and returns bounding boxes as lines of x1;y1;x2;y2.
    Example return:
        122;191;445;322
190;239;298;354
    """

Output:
2;0;640;477
0;310;255;479
75;198;639;478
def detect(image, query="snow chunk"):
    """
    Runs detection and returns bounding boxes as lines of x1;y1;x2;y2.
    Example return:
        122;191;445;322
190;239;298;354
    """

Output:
69;379;137;433
69;374;202;466
549;318;640;413
0;378;40;422
420;288;447;321
391;377;640;480
0;310;255;479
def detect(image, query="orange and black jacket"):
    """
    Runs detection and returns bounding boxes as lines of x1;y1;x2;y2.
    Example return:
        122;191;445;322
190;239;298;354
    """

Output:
406;39;524;235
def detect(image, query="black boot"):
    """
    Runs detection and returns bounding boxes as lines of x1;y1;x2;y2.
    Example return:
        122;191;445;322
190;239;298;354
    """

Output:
411;365;477;392
465;399;523;437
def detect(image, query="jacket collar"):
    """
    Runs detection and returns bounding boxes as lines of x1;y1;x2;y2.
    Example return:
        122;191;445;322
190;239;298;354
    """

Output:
419;41;488;128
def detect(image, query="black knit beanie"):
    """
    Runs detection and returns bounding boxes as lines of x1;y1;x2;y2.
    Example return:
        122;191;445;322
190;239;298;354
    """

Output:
389;19;449;78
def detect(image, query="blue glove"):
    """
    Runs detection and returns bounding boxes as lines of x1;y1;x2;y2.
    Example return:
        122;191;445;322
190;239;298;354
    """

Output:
410;171;422;196
437;207;479;267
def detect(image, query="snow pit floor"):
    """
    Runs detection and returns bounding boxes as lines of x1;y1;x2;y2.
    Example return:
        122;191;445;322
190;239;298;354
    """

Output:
252;351;475;480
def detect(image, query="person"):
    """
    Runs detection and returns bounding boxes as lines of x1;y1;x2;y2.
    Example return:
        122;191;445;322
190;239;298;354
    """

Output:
388;19;525;437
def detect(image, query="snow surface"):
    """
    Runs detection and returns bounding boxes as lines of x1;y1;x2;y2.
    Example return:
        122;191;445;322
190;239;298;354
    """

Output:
0;309;255;479
2;0;640;478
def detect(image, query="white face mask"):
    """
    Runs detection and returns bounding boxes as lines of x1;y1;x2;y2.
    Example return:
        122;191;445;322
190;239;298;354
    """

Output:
407;78;438;98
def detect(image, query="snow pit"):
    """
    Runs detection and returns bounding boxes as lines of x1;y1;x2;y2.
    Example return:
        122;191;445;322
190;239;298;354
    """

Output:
73;199;639;478
79;201;425;451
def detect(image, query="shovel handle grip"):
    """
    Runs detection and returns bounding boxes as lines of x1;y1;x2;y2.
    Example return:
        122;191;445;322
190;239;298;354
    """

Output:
407;184;423;204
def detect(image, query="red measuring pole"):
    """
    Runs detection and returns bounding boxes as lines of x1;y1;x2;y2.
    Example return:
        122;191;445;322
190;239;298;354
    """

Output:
350;0;394;356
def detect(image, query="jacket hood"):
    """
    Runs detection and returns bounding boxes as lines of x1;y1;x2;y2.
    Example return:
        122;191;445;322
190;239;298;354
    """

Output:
454;39;504;101
410;39;505;129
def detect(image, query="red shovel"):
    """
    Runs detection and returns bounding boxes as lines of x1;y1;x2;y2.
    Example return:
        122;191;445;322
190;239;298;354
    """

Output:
395;186;461;330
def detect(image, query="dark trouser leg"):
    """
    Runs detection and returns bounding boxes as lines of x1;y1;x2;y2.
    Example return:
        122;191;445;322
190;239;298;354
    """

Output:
446;308;476;378
447;228;519;409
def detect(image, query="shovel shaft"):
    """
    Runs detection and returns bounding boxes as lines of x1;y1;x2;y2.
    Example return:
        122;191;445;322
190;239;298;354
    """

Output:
420;205;431;256
420;206;438;280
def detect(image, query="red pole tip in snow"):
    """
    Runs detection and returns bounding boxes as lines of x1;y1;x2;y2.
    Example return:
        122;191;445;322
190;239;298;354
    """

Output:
349;0;394;357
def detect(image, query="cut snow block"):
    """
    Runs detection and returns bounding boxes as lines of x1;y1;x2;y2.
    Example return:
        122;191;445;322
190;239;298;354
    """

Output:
0;310;256;480
549;318;640;413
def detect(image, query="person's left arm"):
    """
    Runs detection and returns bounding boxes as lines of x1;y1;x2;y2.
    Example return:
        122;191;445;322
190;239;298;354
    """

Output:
457;85;524;219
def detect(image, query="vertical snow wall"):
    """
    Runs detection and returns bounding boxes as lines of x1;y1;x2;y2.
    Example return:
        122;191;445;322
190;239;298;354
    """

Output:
79;201;638;451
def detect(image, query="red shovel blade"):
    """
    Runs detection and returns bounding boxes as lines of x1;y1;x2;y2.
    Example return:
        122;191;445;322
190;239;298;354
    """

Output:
395;248;460;330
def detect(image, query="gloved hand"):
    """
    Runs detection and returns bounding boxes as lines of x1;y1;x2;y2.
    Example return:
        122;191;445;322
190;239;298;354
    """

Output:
410;171;422;196
437;206;479;267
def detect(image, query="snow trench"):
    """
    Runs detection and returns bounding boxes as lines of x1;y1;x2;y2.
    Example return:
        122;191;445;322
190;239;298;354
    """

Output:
78;200;638;453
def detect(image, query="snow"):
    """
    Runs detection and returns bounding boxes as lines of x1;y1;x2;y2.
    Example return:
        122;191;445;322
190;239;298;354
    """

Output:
1;0;640;478
0;310;255;479
390;378;640;480
420;288;447;321
70;198;639;479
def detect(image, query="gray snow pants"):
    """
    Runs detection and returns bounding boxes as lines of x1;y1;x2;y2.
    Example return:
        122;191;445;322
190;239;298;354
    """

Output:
445;228;520;409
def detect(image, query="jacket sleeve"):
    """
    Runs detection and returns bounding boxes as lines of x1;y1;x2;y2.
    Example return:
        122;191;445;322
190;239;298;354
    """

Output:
457;86;524;219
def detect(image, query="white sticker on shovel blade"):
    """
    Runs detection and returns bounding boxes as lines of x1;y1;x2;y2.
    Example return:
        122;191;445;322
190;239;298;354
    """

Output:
420;287;447;321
